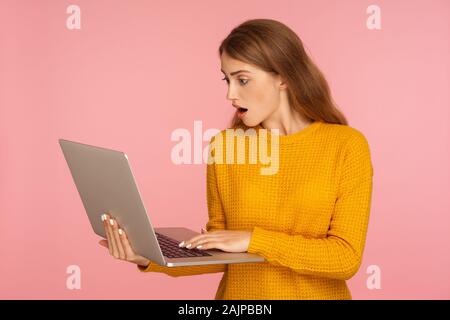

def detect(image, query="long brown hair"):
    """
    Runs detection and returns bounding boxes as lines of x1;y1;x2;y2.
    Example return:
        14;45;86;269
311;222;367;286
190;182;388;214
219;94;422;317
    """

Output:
218;19;348;129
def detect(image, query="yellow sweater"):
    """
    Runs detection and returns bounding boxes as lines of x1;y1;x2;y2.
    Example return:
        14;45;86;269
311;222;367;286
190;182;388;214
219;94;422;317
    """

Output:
138;120;374;300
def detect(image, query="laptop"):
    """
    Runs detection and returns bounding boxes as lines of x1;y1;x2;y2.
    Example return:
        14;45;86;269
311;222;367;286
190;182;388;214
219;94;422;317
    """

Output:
58;139;265;267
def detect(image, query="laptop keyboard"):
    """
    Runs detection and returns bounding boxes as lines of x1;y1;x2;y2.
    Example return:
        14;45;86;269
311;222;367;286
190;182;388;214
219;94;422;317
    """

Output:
155;232;212;258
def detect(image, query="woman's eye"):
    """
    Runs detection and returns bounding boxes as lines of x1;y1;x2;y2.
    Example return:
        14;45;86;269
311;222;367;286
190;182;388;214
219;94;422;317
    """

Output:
221;78;248;86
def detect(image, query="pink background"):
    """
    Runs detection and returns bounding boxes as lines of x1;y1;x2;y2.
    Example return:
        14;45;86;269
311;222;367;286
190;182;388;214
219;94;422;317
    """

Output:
1;0;449;299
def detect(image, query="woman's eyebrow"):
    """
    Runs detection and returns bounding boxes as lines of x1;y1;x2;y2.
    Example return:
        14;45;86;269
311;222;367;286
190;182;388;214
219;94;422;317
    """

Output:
221;69;252;76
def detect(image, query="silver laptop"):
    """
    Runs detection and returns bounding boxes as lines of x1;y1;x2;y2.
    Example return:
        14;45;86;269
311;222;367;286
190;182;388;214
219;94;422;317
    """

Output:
58;139;265;267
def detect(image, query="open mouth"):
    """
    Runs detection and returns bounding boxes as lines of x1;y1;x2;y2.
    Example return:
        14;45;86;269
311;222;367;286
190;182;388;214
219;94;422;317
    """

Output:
237;107;248;114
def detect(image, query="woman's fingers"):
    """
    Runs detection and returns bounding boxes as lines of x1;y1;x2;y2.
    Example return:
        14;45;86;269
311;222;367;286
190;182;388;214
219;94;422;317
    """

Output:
103;213;120;258
119;228;140;261
102;214;115;256
99;213;149;266
110;218;126;260
119;228;150;266
189;236;226;249
118;228;136;260
193;240;224;251
179;232;221;248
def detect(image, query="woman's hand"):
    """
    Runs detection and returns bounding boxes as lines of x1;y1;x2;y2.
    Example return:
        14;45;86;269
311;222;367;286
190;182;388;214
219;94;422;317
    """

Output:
98;213;150;268
179;229;253;253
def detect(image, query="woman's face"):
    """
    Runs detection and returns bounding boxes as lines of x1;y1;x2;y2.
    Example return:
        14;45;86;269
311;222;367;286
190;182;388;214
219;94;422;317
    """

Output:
220;52;286;127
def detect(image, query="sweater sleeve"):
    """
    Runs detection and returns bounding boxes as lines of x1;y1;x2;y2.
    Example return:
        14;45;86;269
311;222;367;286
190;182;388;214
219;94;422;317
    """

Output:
247;132;374;280
138;137;227;277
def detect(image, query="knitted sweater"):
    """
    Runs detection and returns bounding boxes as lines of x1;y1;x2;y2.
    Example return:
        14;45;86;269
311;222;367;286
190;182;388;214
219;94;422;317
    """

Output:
138;120;374;300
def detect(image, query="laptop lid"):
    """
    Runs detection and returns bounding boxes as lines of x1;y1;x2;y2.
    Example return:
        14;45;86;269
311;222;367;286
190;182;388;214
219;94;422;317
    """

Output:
58;138;166;265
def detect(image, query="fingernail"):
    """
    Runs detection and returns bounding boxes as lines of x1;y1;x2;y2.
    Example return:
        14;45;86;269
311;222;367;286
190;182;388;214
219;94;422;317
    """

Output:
118;229;123;235
109;219;114;226
101;214;106;221
186;243;192;248
196;245;203;249
178;241;185;247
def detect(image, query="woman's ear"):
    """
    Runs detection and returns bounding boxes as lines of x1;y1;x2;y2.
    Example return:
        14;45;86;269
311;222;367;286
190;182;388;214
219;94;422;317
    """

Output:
275;74;288;90
279;80;288;90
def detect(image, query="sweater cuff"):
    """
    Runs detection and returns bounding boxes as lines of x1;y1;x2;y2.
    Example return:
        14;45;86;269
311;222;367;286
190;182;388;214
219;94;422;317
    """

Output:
247;226;278;256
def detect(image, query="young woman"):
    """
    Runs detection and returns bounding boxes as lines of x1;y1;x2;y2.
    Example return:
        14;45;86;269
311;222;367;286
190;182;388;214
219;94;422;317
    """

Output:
99;18;374;300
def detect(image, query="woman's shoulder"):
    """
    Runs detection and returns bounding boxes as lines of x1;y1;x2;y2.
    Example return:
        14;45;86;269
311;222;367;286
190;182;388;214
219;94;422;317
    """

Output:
319;121;370;146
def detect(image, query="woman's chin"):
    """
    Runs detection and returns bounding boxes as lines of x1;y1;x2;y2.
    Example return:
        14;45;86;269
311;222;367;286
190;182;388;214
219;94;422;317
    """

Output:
241;119;251;127
239;116;251;126
243;119;258;128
